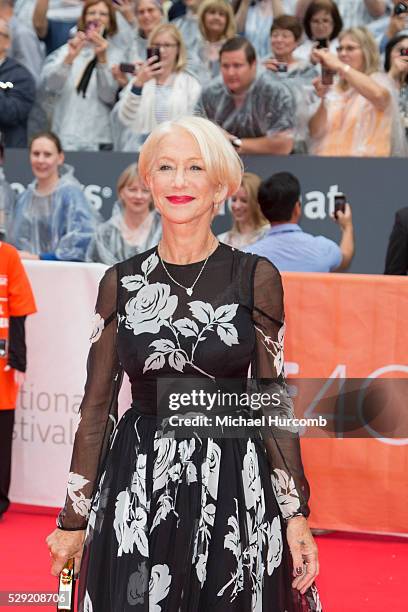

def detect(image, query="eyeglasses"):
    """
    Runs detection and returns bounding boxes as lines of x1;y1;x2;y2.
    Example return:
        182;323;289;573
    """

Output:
337;45;361;53
86;10;109;17
151;43;179;49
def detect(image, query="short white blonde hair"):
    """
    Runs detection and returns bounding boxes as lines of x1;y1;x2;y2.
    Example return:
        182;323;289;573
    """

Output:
138;116;243;197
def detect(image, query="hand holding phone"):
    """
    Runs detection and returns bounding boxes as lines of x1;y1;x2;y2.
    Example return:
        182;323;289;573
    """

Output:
146;47;161;63
334;194;346;219
119;62;136;74
316;38;334;85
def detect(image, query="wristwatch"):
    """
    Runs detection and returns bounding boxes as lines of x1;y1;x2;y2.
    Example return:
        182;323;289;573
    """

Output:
231;138;242;149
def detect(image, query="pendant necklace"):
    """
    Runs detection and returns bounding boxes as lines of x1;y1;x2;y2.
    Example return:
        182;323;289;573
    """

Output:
158;238;218;296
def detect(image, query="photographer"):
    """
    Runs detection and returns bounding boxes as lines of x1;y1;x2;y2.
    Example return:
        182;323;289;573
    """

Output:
375;1;408;52
309;26;401;157
244;171;355;273
39;0;123;151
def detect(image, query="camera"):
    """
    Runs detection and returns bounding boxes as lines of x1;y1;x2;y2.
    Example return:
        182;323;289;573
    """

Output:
316;38;334;85
394;2;408;15
119;63;136;74
400;48;408;57
277;63;288;73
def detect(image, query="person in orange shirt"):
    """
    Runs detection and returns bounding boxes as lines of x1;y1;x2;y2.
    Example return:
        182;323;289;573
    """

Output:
0;241;36;519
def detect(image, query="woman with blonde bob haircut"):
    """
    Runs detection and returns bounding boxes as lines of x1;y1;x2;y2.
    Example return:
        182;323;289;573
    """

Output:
86;162;162;264
217;172;270;249
115;25;201;151
310;26;403;156
47;116;322;612
190;0;236;84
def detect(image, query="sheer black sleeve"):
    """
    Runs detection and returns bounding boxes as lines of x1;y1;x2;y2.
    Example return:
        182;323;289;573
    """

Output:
251;258;310;520
57;266;122;530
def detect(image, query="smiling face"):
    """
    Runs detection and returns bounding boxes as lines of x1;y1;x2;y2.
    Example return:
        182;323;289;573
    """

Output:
337;34;364;71
84;0;111;34
309;9;334;41
120;177;152;216
230;185;252;227
203;8;228;39
146;128;226;226
220;48;257;94
270;28;298;60
30;137;64;182
136;0;162;35
150;29;179;71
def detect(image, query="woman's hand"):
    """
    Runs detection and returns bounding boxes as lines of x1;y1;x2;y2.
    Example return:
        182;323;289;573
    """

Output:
88;30;109;63
46;528;85;577
312;48;343;73
393;55;408;77
286;516;319;595
263;58;280;72
114;0;137;25
132;56;162;87
112;64;131;87
312;76;331;99
64;32;86;65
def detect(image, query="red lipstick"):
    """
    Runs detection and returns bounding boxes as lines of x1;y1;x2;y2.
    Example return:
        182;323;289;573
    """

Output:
167;196;195;204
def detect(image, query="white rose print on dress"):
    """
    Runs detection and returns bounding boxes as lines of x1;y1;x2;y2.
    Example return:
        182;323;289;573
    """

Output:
89;313;104;344
67;472;92;518
114;489;149;557
149;564;172;612
271;468;301;519
120;252;239;379
254;322;285;378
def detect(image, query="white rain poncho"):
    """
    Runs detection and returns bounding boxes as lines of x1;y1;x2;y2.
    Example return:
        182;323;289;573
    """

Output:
7;164;99;261
86;205;162;265
0;168;14;241
40;41;124;151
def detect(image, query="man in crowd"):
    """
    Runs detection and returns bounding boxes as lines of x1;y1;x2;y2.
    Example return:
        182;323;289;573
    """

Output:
244;171;355;272
384;207;408;274
370;0;408;52
0;0;44;83
195;36;296;155
0;19;36;147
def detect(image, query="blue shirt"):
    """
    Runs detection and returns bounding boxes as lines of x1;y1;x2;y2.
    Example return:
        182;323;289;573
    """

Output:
243;224;342;272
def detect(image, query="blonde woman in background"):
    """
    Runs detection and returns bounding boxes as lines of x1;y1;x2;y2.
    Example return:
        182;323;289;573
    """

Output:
114;23;201;150
189;0;236;84
217;172;269;249
86;162;162;264
309;26;404;156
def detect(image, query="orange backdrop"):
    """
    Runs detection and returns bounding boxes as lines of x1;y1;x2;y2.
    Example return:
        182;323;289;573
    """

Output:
282;273;408;535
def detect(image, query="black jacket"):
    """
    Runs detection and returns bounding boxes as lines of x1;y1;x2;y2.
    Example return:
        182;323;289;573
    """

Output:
0;57;36;148
384;207;408;276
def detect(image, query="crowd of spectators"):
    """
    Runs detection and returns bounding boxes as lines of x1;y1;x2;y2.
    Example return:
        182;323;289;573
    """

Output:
0;0;406;156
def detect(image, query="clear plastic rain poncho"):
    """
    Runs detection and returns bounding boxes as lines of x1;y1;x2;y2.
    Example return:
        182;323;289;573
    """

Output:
0;167;15;241
7;164;99;261
86;204;162;264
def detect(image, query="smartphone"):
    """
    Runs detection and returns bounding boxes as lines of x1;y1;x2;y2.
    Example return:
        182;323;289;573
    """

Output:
146;47;161;63
119;62;136;74
394;2;408;15
277;62;288;73
57;559;76;611
315;38;334;85
334;194;346;219
400;48;408;57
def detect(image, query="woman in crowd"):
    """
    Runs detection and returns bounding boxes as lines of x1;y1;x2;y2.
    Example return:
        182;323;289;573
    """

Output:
40;0;123;151
115;23;201;151
294;0;343;62
189;0;236;84
7;132;97;261
309;26;403;157
384;33;408;152
86;162;162;264
264;14;320;152
46;115;321;612
217;171;269;249
235;0;284;58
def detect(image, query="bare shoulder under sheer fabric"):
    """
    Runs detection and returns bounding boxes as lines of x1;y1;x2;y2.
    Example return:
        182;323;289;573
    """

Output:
58;243;322;611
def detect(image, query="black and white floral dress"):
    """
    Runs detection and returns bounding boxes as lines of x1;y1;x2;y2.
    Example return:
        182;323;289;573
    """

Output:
57;243;322;612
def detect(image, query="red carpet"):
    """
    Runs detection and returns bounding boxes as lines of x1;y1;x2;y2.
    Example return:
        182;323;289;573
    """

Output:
0;507;407;611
